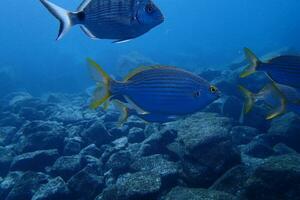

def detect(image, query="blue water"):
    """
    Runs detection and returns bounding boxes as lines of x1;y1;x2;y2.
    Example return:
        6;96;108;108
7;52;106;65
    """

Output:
1;0;300;94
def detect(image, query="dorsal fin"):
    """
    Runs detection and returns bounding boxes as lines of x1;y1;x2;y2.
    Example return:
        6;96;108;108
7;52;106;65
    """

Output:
269;55;300;65
123;65;161;81
78;0;92;11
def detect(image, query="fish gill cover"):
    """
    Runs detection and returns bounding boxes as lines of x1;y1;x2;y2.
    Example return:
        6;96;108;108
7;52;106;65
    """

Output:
0;0;300;200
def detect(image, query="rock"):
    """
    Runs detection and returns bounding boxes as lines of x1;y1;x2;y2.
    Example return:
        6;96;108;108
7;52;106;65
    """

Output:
164;186;237;200
241;154;300;200
81;121;113;147
268;112;300;152
167;113;240;186
19;107;45;121
6;172;49;200
0;147;16;176
230;126;260;145
63;137;83;156
105;151;132;173
273;143;297;155
101;171;161;200
128;127;145;143
0;113;24;128
240;141;274;159
210;165;252;196
112;137;128;151
49;155;83;181
140;129;177;156
67;165;104;200
0;126;17;146
31;177;70;200
80;144;102;158
0;172;23;200
10;149;59;172
180;158;214;187
14;120;66;154
130;154;179;187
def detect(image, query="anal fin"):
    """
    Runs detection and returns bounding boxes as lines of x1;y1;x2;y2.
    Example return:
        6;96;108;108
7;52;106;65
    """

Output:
80;25;98;40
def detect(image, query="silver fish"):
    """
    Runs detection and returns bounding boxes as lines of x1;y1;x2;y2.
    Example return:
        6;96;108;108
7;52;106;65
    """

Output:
40;0;164;42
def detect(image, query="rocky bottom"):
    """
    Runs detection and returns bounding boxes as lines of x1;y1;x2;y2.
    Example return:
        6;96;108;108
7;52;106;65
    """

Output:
0;91;300;200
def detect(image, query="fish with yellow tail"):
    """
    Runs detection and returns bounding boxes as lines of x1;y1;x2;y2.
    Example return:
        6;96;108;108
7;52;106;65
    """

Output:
240;48;300;89
86;58;220;123
238;82;300;120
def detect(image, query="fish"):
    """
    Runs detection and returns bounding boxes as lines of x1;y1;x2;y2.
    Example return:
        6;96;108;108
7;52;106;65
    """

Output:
238;82;300;120
40;0;164;42
240;48;300;88
86;58;220;123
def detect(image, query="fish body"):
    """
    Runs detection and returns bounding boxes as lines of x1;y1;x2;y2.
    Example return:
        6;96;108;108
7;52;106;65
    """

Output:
87;59;220;123
240;48;300;88
40;0;164;41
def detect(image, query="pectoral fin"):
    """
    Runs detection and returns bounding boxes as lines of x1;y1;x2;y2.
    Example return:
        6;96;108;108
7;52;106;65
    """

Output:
112;100;129;125
124;96;149;115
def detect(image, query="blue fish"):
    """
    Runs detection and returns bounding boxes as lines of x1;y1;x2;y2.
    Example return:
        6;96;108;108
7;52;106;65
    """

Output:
87;58;220;123
40;0;164;42
239;83;300;120
240;48;300;88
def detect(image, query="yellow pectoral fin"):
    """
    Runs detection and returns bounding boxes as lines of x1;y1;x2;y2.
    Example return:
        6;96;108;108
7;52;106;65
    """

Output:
112;100;129;125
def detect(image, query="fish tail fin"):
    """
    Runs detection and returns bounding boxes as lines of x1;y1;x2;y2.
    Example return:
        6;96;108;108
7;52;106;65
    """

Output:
40;0;79;40
240;48;262;78
264;82;287;120
238;85;255;113
87;58;113;109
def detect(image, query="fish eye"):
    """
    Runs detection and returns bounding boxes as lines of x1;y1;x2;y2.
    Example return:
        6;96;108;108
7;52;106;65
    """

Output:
146;4;154;14
210;85;218;93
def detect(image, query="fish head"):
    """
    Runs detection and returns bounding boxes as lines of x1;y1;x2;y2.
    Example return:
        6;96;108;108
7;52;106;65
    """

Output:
136;0;164;28
191;84;220;109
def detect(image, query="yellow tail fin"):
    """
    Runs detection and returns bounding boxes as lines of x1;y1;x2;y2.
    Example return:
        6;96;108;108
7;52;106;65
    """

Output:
86;58;112;109
238;85;255;113
240;48;261;78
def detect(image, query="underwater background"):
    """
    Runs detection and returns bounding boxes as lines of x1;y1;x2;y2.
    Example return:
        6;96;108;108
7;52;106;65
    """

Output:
1;0;300;200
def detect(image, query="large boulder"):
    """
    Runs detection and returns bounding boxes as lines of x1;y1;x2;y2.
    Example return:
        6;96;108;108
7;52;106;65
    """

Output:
230;126;260;145
67;164;104;200
6;172;49;200
101;171;161;200
168;113;240;185
139;129;177;156
164;186;237;200
14;120;66;154
81;121;114;147
49;155;83;181
210;165;252;196
241;154;300;200
10;149;59;172
80;144;103;158
31;177;70;200
105;150;132;173
130;154;179;187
